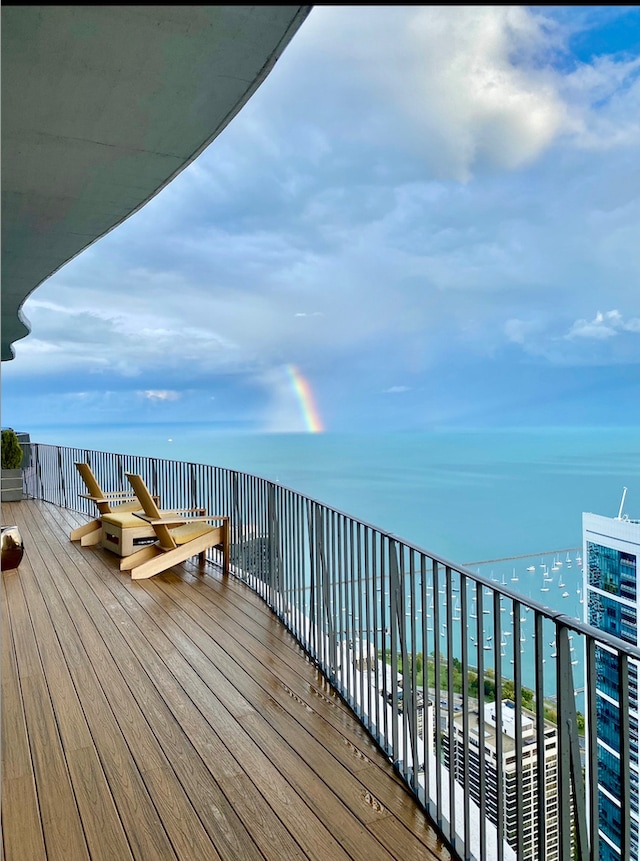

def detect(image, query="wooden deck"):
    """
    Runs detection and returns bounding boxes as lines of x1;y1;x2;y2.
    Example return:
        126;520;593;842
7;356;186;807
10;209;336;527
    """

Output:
2;499;453;861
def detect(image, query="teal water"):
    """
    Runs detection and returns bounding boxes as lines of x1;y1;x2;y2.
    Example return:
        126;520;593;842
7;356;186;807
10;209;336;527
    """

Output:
29;423;639;699
30;424;640;566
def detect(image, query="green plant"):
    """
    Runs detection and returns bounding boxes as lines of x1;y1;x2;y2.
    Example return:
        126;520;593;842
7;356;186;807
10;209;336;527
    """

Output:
2;429;23;469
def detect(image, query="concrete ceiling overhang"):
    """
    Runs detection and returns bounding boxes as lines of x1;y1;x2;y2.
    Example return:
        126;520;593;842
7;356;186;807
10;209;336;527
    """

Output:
1;5;312;361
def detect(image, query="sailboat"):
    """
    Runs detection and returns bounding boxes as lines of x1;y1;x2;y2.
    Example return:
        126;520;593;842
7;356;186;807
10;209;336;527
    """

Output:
511;568;518;582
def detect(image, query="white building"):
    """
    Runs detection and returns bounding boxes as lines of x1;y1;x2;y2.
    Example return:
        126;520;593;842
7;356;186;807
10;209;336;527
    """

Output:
446;700;561;861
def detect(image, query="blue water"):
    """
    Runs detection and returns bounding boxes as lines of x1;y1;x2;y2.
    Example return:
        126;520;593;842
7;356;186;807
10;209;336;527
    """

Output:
29;423;640;699
30;424;640;566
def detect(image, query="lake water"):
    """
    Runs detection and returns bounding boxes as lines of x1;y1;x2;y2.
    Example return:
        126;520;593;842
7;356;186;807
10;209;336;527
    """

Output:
30;423;639;566
29;423;639;698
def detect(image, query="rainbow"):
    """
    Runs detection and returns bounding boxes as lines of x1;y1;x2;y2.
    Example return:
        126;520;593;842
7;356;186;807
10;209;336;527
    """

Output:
285;364;324;433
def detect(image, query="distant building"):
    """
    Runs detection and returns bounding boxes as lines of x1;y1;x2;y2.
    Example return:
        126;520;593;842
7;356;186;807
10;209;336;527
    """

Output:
444;700;561;861
583;511;640;861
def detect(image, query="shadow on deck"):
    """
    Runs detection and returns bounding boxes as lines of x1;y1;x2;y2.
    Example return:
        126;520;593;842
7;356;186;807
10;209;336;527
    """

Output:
2;499;453;861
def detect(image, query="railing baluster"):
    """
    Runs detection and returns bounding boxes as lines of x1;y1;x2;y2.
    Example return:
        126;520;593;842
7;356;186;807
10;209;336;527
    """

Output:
535;612;547;861
513;599;524;861
446;565;455;843
432;559;443;828
493;588;504;861
476;582;487;861
460;573;470;859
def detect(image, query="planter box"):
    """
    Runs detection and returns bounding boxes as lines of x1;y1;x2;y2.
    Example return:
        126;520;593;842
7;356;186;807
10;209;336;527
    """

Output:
1;469;24;502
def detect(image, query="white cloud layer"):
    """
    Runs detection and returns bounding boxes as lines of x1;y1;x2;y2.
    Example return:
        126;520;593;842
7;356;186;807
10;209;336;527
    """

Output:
566;310;640;340
141;390;181;402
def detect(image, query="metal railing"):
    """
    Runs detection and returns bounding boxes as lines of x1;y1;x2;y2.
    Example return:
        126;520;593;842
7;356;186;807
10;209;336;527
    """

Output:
24;443;640;861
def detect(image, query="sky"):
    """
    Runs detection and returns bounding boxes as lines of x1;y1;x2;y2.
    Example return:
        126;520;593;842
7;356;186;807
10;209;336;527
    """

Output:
3;5;640;435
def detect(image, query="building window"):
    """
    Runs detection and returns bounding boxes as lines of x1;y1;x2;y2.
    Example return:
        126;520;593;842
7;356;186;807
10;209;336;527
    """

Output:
589;593;637;646
588;542;637;602
598;743;621;799
596;696;621;749
599;792;622;846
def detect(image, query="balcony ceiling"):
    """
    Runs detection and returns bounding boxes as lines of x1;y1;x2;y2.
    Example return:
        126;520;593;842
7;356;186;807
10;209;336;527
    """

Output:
1;5;312;361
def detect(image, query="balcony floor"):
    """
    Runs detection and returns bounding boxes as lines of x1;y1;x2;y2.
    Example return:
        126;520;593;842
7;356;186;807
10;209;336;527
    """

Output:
2;500;452;861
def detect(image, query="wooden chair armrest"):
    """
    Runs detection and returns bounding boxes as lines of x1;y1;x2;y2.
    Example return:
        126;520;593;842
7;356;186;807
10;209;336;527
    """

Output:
133;512;229;527
79;492;138;504
84;490;137;498
79;492;160;505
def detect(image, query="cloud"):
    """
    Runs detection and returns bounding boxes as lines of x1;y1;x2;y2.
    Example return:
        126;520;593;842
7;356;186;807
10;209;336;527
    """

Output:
140;390;181;402
560;54;640;151
504;319;538;345
384;385;410;394
501;309;640;368
566;309;640;340
286;7;640;180
298;6;571;182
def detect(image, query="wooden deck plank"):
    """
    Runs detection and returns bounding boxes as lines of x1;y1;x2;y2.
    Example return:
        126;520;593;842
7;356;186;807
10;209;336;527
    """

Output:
183;565;407;776
15;554;137;861
12;502;182;861
20;500;231;861
42;504;390;861
55;565;354;861
2;500;453;861
1;775;46;861
102;560;443;861
35;502;310;861
179;566;441;845
151;571;441;861
154;581;436;839
39;530;352;861
144;578;407;837
62;539;315;861
52;504;452;852
3;567;91;861
97;572;397;861
1;584;47;861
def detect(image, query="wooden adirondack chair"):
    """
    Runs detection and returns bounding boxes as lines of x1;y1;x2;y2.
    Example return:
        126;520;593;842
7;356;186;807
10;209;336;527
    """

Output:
69;462;156;551
118;473;229;580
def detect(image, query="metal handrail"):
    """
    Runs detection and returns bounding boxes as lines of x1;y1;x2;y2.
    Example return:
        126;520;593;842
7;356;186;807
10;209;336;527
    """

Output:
25;443;640;861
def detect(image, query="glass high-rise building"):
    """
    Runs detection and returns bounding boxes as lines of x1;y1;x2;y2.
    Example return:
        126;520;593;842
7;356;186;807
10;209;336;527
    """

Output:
583;510;640;861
